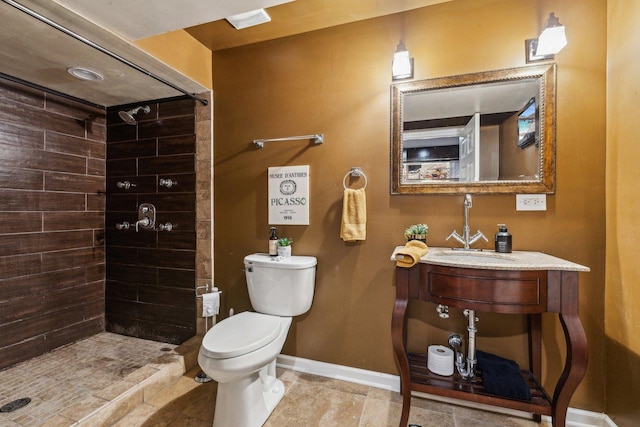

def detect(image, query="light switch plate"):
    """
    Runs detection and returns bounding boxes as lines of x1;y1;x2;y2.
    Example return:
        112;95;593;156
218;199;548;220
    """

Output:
516;194;547;211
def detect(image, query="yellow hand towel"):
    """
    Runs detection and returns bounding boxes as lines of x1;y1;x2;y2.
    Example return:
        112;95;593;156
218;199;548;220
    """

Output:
395;240;429;268
340;188;366;242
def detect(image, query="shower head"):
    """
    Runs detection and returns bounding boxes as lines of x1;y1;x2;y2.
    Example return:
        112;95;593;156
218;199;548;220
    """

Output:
118;105;150;125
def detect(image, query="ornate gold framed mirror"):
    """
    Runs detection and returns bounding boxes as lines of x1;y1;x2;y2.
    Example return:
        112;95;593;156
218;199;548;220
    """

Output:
391;64;556;194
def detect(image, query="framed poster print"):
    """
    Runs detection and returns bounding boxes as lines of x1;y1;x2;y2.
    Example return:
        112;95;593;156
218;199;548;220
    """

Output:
268;165;309;225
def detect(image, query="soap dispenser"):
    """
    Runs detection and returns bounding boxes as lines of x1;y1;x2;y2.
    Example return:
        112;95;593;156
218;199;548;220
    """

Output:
494;224;512;253
269;227;278;257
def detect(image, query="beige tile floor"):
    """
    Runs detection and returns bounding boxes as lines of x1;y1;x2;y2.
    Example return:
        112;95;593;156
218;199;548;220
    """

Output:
0;333;550;426
114;367;550;427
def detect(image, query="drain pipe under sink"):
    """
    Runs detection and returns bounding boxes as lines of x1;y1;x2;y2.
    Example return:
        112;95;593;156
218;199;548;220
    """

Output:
448;308;478;380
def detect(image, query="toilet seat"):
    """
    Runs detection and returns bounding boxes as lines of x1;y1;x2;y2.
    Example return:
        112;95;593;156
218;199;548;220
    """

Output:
201;312;281;359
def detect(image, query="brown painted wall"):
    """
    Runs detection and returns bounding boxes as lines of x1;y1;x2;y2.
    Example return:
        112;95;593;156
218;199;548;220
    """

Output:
605;1;640;425
135;30;213;90
213;0;606;412
0;77;106;370
105;98;197;344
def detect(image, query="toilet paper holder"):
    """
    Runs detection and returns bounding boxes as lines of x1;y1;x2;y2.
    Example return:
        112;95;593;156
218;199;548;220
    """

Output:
196;284;222;298
196;284;223;326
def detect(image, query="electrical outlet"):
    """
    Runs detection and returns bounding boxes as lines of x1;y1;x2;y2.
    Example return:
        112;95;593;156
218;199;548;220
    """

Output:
516;194;547;211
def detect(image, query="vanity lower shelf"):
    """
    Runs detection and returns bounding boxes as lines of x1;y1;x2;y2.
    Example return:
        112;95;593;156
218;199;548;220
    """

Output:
407;352;552;416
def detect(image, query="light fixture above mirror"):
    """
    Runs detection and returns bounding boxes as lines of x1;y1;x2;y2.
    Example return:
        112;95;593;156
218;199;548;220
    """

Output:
392;40;414;80
536;13;567;55
526;12;568;63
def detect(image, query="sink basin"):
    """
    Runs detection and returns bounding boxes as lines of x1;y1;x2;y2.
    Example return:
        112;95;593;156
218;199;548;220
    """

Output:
432;250;516;265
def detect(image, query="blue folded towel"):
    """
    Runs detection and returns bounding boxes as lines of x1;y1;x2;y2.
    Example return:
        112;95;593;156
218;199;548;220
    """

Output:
476;350;531;401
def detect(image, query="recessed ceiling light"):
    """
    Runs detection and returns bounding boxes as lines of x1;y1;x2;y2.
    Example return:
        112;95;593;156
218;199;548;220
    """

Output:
67;67;104;81
225;9;271;30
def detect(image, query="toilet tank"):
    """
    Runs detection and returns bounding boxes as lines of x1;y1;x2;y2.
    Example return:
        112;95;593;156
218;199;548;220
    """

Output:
244;253;317;316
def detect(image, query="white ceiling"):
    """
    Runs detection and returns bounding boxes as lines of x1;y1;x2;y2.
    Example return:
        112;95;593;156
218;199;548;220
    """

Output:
51;0;294;40
0;0;450;108
0;0;211;107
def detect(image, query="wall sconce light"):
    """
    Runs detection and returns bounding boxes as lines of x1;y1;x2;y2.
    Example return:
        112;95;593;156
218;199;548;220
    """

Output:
392;40;414;80
525;12;567;63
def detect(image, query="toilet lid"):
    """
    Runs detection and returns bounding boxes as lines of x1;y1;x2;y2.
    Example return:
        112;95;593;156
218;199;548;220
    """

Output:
201;312;281;359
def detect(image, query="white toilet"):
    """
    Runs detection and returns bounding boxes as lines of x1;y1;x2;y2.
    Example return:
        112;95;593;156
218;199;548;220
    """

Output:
198;253;317;427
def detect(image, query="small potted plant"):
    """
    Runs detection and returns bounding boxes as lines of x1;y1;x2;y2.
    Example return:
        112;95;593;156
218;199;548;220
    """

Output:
277;237;293;257
404;223;428;243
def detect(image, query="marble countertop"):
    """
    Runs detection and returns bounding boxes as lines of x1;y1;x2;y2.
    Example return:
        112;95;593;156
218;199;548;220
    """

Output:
391;246;590;272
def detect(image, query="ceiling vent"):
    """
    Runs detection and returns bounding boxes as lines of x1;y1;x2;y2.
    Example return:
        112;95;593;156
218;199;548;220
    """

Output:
226;9;271;30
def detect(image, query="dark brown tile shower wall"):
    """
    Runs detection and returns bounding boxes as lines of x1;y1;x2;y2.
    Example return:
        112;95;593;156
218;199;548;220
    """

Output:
0;78;106;370
105;98;197;344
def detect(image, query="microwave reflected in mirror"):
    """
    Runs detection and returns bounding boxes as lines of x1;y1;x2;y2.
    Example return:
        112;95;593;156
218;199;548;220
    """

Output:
391;64;556;194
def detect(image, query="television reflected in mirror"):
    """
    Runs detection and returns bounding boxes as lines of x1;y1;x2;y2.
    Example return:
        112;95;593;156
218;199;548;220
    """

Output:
518;97;537;149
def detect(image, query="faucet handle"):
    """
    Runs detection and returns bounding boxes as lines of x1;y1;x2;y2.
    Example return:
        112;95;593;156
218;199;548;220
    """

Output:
469;230;489;244
446;230;465;245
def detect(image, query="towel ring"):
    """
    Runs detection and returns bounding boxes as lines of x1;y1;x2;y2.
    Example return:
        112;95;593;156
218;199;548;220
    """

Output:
343;167;368;190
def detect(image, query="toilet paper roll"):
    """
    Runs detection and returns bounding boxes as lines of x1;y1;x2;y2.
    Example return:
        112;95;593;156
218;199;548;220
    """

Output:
202;292;219;317
427;345;454;376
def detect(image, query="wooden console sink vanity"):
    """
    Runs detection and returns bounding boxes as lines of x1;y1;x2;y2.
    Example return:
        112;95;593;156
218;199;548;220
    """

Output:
391;247;589;427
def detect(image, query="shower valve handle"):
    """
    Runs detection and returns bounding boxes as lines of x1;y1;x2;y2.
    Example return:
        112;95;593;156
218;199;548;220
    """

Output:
158;222;173;232
135;217;151;232
136;203;156;232
159;178;177;188
116;181;136;190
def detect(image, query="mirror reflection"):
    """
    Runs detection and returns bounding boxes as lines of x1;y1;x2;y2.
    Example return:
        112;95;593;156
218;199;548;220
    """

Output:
391;64;556;194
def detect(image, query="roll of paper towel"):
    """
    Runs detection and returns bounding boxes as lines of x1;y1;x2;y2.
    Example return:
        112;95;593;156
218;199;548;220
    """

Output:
427;345;454;376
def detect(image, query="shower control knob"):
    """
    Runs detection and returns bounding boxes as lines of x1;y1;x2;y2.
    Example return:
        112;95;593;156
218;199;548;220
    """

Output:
159;178;177;188
116;181;136;190
135;217;152;232
115;221;130;230
158;222;173;232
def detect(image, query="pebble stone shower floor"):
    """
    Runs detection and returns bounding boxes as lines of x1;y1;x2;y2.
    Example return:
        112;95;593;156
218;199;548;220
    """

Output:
0;332;553;426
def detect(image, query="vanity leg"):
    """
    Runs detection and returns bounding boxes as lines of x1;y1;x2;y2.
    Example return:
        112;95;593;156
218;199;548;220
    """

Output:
528;314;542;422
392;268;412;427
392;298;410;427
551;313;588;427
551;271;588;427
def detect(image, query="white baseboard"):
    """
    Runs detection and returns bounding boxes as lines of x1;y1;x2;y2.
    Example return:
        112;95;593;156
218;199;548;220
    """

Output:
277;354;400;391
276;354;616;427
